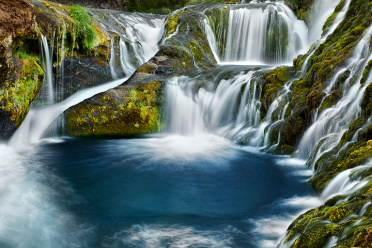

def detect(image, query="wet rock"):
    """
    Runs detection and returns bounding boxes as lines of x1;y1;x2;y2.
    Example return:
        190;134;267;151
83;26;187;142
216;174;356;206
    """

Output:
0;0;43;140
64;5;217;136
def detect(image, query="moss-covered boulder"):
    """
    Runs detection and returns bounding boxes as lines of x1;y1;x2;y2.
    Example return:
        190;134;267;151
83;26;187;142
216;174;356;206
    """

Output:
160;6;217;74
261;66;294;117
65;80;163;136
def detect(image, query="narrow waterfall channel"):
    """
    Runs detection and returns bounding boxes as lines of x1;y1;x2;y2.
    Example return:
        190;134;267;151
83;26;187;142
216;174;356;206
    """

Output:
1;0;372;248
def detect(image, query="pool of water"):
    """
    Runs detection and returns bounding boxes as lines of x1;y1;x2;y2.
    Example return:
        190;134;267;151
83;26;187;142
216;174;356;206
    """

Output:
0;134;314;247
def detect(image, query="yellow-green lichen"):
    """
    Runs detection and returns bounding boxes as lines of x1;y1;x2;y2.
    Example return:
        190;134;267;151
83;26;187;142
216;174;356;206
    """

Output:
0;58;44;127
66;81;163;136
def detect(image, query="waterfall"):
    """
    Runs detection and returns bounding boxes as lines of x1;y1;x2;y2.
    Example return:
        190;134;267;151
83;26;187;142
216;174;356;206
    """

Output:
41;34;55;104
9;11;164;150
165;67;271;143
297;25;372;162
271;158;372;248
308;0;342;44
90;10;165;78
9;78;128;150
299;0;351;76
206;3;308;65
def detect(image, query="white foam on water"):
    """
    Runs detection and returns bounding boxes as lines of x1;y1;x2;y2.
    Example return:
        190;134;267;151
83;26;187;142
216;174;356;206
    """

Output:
102;224;237;248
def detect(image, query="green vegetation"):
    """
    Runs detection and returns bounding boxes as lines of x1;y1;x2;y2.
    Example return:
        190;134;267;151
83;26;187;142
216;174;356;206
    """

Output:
126;0;237;14
126;0;188;14
0;57;44;127
286;181;372;247
273;0;372;154
284;0;314;20
69;5;97;50
66;81;163;136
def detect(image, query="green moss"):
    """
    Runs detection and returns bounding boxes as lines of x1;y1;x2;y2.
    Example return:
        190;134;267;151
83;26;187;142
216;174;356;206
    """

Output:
166;15;179;37
66;81;163;136
126;0;188;13
69;5;97;50
318;90;342;112
165;10;190;38
0;58;44;127
276;0;372;156
260;67;293;122
322;0;346;34
310;141;372;191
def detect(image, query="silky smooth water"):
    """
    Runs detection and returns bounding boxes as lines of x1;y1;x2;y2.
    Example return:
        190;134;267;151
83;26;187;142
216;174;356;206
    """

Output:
1;1;358;246
1;135;314;248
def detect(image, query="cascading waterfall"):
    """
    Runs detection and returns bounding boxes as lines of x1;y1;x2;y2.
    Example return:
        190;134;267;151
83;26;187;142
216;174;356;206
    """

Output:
9;12;164;150
299;0;351;76
274;159;372;248
3;0;371;247
159;2;372;246
308;0;343;44
9;77;128;150
90;10;164;79
205;2;308;65
165;67;269;141
297;25;372;162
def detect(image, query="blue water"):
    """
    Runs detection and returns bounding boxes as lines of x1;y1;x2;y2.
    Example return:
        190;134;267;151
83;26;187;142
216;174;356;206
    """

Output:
13;134;314;248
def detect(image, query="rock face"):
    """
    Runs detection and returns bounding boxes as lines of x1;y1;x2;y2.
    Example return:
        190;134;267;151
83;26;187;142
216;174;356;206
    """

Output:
0;0;42;139
65;5;217;136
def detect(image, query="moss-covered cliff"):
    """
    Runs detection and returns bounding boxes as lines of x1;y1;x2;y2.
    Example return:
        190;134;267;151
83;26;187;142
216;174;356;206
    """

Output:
259;0;372;246
0;0;111;139
0;0;42;139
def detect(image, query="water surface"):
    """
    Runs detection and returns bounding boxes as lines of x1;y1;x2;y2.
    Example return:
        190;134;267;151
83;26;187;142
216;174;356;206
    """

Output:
2;134;315;247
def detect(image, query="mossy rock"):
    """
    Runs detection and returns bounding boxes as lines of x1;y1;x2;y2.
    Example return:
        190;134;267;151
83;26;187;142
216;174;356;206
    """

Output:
160;6;217;74
65;81;163;136
0;57;44;139
311;141;372;191
31;1;112;102
284;183;372;248
275;0;372;156
260;66;294;117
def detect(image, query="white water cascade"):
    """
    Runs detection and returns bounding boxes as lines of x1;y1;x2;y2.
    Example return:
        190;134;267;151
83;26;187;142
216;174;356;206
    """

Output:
9;12;164;150
90;11;165;79
9;77;128;150
165;66;275;146
263;158;372;248
297;24;372;162
41;34;55;104
299;0;351;76
308;0;342;44
206;2;308;65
